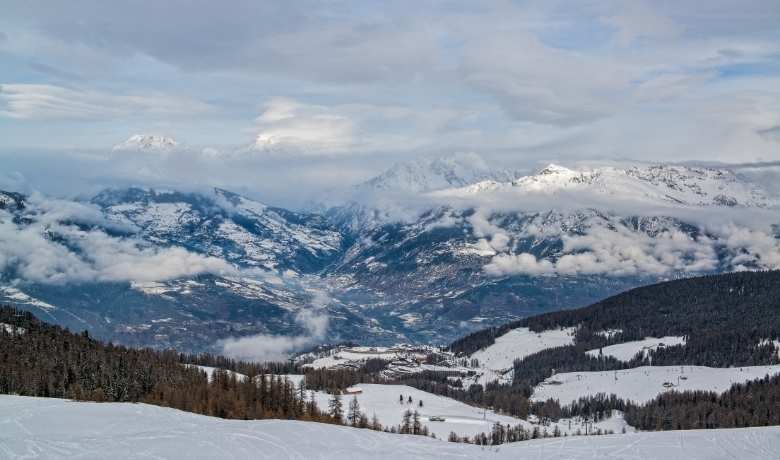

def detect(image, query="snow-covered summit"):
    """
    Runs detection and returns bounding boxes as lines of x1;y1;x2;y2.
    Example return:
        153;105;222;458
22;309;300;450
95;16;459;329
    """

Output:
438;163;777;208
359;153;517;194
112;134;179;152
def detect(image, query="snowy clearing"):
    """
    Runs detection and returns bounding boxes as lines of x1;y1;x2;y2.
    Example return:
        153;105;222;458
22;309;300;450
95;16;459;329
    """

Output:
470;327;576;373
586;336;687;362
308;382;630;439
187;365;248;382
1;395;779;459
532;365;780;404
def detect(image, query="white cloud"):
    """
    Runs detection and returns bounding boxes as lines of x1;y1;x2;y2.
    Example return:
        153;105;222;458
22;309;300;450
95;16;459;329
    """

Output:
252;98;355;153
0;83;213;120
0;199;235;284
483;220;780;278
219;309;329;362
484;252;554;276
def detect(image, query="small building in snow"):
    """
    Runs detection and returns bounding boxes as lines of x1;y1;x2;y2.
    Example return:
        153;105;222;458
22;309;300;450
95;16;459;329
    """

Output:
344;386;363;395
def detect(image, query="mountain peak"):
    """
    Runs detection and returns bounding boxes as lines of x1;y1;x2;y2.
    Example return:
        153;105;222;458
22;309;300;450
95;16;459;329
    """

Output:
113;134;179;152
359;153;516;194
537;163;576;176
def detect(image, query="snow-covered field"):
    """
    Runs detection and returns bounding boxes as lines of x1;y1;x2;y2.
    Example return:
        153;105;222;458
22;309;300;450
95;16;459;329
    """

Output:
2;395;779;459
311;383;522;439
586;336;687;362
188;365;248;382
306;382;629;439
469;327;576;379
532;365;780;404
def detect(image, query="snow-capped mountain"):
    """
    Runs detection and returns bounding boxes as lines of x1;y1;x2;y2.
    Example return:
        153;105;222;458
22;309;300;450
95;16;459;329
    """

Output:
112;134;180;152
0;191;24;211
322;153;518;232
1;159;779;352
437;163;776;209
92;187;343;272
358;153;517;194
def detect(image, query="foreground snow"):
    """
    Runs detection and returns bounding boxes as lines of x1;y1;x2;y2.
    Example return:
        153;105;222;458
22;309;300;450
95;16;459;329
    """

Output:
532;365;780;404
1;395;779;459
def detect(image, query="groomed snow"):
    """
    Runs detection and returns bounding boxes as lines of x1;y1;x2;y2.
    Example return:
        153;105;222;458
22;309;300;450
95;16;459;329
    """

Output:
1;395;779;459
470;327;576;375
586;336;687;362
532;365;780;404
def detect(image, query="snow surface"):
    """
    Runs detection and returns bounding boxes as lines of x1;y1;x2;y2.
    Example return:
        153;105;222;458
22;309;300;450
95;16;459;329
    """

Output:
321;383;633;439
1;395;779;459
586;336;687;362
113;134;179;152
187;365;248;383
469;327;576;381
532;365;780;404
0;286;56;310
436;163;777;209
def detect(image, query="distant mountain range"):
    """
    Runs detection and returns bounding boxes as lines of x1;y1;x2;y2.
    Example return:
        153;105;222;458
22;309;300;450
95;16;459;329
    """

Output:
1;155;778;354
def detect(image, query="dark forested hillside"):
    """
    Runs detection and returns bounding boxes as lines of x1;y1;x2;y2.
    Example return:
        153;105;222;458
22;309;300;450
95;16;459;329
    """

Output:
0;306;331;422
423;271;780;419
451;271;780;368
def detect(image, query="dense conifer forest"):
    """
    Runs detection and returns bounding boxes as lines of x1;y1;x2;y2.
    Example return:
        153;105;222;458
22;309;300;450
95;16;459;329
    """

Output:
0;307;334;422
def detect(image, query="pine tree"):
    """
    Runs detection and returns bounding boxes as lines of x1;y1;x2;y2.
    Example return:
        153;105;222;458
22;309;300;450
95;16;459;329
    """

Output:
328;392;343;422
412;410;422;435
401;409;412;434
347;395;361;426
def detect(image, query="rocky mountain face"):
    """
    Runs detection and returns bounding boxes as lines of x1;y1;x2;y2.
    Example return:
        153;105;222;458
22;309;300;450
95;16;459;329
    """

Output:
1;159;778;353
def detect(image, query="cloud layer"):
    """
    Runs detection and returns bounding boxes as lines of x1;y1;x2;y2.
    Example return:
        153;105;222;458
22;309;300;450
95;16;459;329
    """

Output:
219;309;329;362
0;197;234;284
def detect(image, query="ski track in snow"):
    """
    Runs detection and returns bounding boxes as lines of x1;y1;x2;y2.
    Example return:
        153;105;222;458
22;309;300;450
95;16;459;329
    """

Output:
1;395;779;459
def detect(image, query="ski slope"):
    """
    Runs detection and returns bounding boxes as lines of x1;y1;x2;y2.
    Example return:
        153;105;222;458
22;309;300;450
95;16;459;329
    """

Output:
532;365;780;404
1;395;779;459
586;336;687;362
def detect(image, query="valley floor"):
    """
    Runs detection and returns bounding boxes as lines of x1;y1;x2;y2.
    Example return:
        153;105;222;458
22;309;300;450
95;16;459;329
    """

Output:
1;395;779;460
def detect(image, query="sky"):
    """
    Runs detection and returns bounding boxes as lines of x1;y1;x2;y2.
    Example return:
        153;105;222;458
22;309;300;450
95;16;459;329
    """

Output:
1;0;780;207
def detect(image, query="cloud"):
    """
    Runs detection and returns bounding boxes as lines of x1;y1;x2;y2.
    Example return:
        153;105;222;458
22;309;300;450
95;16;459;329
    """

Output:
483;219;780;278
0;83;213;120
602;0;682;46
251;98;355;153
219;309;329;362
0;198;235;284
484;253;554;276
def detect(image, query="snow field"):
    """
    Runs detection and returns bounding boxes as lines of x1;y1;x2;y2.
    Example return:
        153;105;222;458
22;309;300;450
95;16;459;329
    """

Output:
586;336;687;362
532;365;780;404
1;395;779;459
